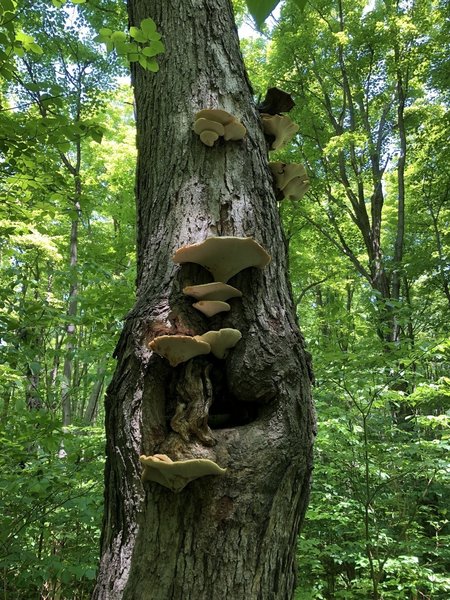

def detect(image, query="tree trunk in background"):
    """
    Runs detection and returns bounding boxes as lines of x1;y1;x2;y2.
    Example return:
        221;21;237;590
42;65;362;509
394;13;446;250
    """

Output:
83;362;106;424
61;213;78;426
93;1;315;599
61;161;81;426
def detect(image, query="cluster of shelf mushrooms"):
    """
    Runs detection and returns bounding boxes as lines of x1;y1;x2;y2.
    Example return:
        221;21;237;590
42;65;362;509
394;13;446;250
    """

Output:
140;89;309;492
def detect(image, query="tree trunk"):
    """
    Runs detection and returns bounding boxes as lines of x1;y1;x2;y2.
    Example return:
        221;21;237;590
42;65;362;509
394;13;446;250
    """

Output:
93;2;315;599
83;362;106;424
61;212;79;426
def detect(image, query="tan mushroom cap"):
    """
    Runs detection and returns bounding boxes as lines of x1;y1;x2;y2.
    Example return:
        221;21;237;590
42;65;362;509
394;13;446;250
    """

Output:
140;454;226;492
152;454;173;462
282;176;310;200
199;130;219;147
261;113;299;150
149;335;210;367
193;118;225;137
194;109;246;144
269;162;307;188
193;118;225;147
269;162;310;200
195;108;235;125
193;300;231;317
173;236;271;283
196;328;242;359
183;282;243;302
223;120;247;141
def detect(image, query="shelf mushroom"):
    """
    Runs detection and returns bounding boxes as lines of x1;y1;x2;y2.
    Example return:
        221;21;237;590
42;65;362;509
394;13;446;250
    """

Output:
193;118;224;147
257;87;295;115
173;236;271;283
140;454;226;492
261;113;299;151
183;282;243;302
195;328;242;359
184;282;242;317
193;109;246;146
149;335;210;367
192;300;231;317
269;162;310;200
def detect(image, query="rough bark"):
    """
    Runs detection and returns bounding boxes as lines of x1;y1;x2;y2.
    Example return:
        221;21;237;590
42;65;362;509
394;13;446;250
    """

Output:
93;2;315;599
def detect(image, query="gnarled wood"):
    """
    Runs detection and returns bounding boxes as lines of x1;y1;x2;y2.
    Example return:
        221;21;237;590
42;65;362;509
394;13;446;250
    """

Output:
93;1;315;599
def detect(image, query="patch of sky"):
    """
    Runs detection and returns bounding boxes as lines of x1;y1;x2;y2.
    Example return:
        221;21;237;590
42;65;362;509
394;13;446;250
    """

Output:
362;0;376;18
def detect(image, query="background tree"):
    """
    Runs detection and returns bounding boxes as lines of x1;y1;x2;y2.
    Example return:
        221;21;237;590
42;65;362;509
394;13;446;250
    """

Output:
240;0;450;597
0;1;136;596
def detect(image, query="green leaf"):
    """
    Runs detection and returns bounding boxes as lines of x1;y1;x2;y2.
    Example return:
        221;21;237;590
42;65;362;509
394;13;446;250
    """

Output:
90;129;103;144
71;0;87;4
292;0;307;10
114;41;127;56
141;40;164;57
129;27;147;43
111;31;127;43
126;42;138;54
145;58;159;72
98;28;112;37
0;0;16;13
15;31;34;44
245;0;279;28
24;82;42;92
147;31;161;42
138;56;159;72
29;361;41;375
57;141;71;153
140;18;157;37
141;46;155;57
30;43;43;54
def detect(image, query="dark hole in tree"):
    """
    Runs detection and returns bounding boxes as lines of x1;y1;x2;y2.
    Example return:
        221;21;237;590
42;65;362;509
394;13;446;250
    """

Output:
207;359;259;429
163;357;259;433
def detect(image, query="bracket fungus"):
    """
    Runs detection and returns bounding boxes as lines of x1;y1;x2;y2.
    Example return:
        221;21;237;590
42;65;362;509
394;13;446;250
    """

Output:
269;162;310;200
261;113;299;151
140;454;226;492
149;335;210;367
193;109;246;146
192;300;231;317
257;87;295;115
283;176;310;201
173;236;271;283
183;282;242;302
193;118;225;147
196;328;242;359
223;119;247;142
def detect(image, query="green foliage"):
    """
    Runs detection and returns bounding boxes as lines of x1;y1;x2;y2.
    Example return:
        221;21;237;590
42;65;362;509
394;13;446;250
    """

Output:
52;0;87;7
0;0;43;80
0;0;449;597
94;17;165;72
0;406;104;598
0;2;136;592
240;0;450;596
